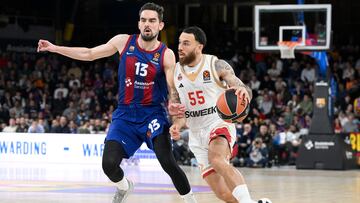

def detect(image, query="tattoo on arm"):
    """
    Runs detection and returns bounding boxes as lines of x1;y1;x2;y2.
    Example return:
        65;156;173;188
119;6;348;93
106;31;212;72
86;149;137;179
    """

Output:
215;59;253;99
168;86;181;104
215;59;242;87
168;86;186;123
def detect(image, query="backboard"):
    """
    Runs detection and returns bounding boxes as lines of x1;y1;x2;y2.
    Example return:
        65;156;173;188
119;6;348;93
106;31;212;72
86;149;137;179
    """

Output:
254;4;332;52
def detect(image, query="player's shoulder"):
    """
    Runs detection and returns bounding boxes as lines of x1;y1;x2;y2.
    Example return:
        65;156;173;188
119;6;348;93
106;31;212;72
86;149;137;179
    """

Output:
163;47;175;56
162;47;176;71
163;47;176;62
113;34;131;42
202;54;219;68
203;54;218;61
108;34;131;49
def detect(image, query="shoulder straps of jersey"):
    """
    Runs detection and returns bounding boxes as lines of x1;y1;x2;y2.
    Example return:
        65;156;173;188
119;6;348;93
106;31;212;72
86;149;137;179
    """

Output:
209;55;227;89
119;34;136;59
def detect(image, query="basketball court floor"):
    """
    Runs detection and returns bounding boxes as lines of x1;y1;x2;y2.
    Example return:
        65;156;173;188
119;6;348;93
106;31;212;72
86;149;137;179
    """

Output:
0;162;359;203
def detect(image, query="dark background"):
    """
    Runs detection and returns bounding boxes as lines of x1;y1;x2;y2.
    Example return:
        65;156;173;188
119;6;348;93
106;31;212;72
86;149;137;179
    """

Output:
0;0;359;53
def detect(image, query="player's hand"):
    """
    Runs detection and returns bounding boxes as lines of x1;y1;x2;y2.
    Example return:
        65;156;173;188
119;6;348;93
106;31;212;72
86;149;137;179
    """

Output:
37;39;56;52
169;124;181;140
168;102;186;117
230;85;251;103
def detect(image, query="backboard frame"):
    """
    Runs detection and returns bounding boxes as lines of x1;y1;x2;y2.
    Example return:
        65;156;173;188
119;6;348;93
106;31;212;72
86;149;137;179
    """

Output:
254;4;332;52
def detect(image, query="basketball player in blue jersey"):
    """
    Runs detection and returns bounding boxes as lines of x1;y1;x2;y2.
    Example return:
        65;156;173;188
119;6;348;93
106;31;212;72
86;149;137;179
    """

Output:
37;3;197;203
169;26;271;203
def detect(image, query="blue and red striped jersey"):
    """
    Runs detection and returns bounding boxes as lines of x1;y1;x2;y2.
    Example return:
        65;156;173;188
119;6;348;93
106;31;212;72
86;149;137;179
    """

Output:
117;34;168;107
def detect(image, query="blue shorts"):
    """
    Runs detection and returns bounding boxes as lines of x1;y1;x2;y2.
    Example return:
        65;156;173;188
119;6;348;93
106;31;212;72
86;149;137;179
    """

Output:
105;105;169;158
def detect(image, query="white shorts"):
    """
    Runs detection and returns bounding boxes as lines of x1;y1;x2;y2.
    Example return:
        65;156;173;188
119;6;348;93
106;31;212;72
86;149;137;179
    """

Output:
188;119;236;178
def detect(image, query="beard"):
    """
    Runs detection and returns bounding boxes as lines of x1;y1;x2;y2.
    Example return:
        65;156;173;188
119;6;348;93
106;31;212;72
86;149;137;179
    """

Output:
141;31;158;42
179;50;196;66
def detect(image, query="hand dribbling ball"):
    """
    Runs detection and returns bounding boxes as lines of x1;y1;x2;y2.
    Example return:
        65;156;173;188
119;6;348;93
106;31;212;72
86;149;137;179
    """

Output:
216;88;250;123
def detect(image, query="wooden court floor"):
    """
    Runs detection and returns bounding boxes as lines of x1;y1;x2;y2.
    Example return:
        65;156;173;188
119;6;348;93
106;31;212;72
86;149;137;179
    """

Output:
0;162;359;203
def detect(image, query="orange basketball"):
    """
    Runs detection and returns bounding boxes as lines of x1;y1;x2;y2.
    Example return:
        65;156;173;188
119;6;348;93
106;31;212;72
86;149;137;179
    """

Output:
216;89;250;123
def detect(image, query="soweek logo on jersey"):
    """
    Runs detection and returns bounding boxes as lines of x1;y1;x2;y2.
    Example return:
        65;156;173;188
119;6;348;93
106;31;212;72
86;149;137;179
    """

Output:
185;106;217;118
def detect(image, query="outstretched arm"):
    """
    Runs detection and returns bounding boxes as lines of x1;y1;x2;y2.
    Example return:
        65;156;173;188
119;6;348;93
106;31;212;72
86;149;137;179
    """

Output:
215;59;253;100
37;34;129;61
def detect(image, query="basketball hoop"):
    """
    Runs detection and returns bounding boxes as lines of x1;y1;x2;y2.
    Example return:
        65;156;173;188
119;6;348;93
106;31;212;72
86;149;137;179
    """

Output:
278;41;300;59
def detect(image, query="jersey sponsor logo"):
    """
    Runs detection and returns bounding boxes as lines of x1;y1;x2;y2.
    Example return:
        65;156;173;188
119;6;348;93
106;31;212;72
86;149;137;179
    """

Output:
185;106;217;118
134;80;155;89
179;83;184;88
203;70;212;83
177;73;183;81
125;77;133;87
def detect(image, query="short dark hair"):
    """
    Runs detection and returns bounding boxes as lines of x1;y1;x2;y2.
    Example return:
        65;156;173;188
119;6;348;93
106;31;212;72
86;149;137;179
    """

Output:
139;2;164;22
182;26;207;47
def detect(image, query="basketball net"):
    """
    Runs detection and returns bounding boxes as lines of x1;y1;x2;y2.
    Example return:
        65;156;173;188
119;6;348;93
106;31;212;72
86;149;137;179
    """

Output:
278;41;300;59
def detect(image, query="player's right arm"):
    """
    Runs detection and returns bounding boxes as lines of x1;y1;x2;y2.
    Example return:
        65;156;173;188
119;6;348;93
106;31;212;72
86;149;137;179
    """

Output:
215;59;253;101
163;48;186;117
162;49;187;140
169;118;186;140
37;34;129;61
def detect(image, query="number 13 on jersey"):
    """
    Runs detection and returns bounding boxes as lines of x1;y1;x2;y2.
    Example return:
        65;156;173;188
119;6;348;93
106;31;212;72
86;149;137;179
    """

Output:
188;90;205;106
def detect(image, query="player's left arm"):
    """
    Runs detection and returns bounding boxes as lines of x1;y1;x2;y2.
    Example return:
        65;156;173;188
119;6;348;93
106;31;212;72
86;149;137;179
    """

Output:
163;48;186;118
215;59;253;101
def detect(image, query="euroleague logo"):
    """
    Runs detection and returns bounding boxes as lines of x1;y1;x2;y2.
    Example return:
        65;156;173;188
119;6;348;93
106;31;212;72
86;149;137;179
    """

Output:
152;52;160;62
203;70;211;83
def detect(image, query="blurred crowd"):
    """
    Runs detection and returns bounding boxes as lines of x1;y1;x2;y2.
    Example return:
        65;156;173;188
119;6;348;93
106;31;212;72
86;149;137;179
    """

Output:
0;42;359;167
0;51;116;134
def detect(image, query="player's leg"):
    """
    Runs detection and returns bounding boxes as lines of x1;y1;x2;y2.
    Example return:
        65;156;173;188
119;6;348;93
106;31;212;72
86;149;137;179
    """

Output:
102;140;135;203
102;140;126;183
152;128;197;203
204;171;237;203
103;119;139;203
208;127;255;203
189;138;236;203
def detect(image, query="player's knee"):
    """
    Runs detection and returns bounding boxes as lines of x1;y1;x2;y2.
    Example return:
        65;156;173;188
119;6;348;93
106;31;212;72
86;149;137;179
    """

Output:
208;151;225;170
158;155;176;172
156;151;181;175
102;155;119;177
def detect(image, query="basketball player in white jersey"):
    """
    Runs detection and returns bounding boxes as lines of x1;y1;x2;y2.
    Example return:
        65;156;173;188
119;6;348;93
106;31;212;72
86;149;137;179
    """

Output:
169;26;270;203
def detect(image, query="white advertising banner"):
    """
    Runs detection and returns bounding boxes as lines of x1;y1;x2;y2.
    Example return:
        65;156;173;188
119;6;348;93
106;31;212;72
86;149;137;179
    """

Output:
0;133;159;166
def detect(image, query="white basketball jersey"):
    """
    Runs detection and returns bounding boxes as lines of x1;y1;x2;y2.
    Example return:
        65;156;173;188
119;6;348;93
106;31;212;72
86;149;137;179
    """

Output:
174;54;227;130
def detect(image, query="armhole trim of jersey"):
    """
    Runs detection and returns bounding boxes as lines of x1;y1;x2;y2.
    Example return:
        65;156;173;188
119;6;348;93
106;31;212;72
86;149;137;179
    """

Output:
119;35;133;60
160;46;166;71
210;55;227;89
174;63;179;82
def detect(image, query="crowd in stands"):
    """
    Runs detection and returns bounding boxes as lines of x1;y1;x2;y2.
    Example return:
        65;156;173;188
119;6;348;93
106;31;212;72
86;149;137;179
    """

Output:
0;42;359;168
0;51;115;134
